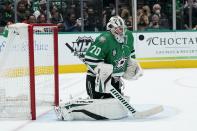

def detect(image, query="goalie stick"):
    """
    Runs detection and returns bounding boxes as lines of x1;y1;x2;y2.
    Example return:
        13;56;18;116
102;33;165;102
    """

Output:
65;43;163;118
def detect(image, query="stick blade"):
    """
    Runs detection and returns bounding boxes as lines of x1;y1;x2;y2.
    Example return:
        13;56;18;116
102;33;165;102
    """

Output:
133;105;164;119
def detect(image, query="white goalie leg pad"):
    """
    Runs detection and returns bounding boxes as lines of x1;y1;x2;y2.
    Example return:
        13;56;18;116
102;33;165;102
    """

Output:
122;58;143;80
55;97;130;121
94;63;113;93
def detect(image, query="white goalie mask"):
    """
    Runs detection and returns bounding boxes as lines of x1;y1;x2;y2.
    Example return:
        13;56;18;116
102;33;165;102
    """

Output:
106;16;126;43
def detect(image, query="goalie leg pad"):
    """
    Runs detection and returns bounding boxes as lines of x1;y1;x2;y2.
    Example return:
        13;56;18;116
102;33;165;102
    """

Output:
55;97;130;121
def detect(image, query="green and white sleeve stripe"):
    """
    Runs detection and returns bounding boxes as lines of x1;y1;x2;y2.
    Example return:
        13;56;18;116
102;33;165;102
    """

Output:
130;49;135;58
85;55;104;66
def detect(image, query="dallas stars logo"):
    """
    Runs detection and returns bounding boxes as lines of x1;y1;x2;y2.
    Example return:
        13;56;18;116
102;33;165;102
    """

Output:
115;57;127;70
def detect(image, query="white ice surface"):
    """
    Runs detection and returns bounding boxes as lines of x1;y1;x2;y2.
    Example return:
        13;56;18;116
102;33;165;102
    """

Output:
0;68;197;131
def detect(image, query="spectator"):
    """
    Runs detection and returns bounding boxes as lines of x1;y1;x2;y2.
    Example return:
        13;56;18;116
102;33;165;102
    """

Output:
109;3;116;16
50;6;64;31
63;13;81;32
152;3;169;29
83;8;88;27
33;0;50;20
192;0;197;28
102;6;113;30
84;8;98;31
142;5;151;19
27;14;37;24
38;0;47;14
0;0;14;26
19;0;32;12
30;0;40;13
37;14;47;23
17;1;30;23
64;3;80;19
120;8;133;30
152;4;162;17
137;9;149;30
50;6;63;24
126;16;133;30
183;0;197;29
145;14;165;30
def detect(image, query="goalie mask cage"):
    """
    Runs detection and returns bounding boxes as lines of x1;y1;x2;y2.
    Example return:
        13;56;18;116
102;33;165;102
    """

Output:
0;23;59;120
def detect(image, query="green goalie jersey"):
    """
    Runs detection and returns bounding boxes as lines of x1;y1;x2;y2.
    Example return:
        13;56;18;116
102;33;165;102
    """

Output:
85;29;135;77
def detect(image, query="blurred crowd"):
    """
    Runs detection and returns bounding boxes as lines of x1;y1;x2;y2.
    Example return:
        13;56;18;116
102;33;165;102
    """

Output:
0;0;197;33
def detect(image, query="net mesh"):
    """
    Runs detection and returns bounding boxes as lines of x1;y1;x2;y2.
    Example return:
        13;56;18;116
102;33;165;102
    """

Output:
0;23;31;119
0;23;57;119
33;26;55;106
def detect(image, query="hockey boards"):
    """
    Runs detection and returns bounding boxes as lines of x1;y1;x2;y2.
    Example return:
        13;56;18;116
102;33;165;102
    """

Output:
65;43;164;119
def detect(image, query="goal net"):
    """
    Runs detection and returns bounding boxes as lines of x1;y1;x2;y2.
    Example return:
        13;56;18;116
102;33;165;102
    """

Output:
0;23;59;120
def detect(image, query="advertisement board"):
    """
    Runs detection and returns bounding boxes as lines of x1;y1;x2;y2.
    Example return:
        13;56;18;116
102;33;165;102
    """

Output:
135;32;197;60
0;31;197;74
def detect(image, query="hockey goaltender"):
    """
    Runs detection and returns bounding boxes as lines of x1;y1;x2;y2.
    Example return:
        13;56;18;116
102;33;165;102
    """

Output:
54;16;163;121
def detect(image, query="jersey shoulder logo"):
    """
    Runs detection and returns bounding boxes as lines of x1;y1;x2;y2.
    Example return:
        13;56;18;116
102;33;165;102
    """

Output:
99;36;106;43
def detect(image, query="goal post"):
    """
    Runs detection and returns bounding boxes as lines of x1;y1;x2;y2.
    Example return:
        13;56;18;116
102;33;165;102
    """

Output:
0;23;59;120
28;24;59;120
